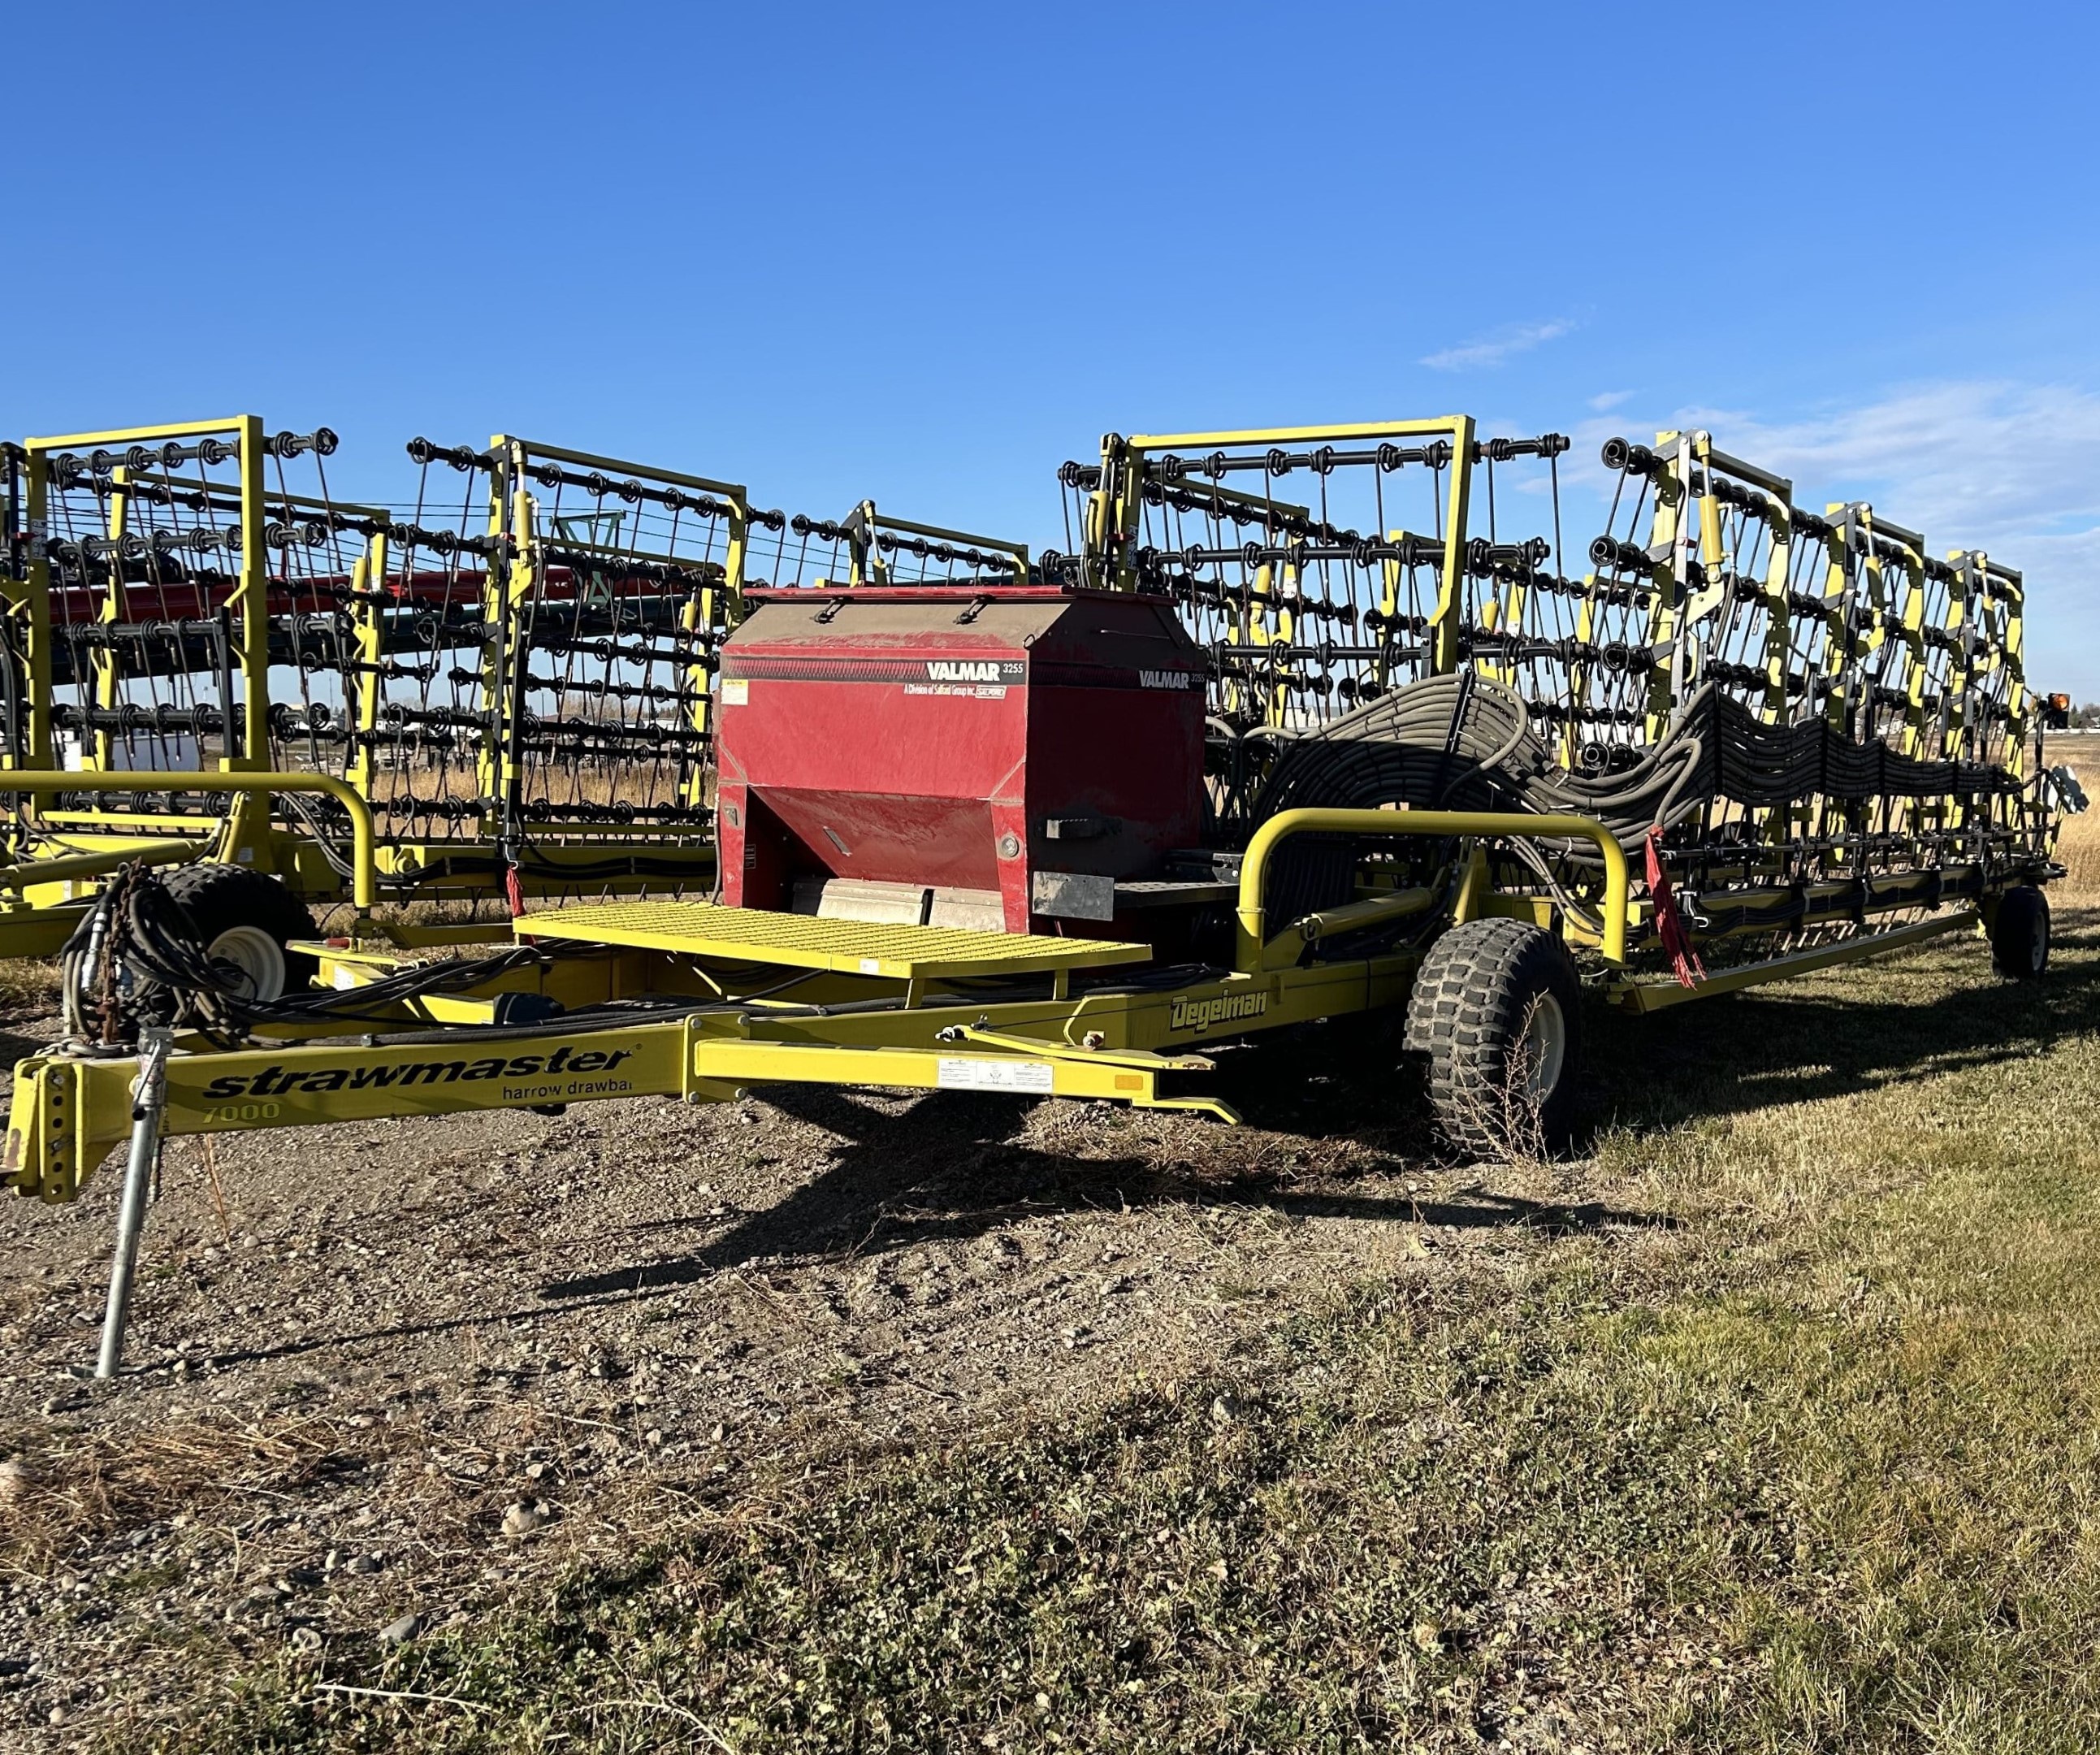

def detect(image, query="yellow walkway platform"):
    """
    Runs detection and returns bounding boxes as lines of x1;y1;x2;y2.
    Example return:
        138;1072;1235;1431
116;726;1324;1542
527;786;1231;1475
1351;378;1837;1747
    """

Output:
513;901;1151;981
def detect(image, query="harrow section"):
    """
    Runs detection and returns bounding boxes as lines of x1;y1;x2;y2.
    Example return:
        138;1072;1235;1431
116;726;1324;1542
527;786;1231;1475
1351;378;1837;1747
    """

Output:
0;418;374;951
1055;419;1576;826
0;422;821;935
0;417;1056;937
24;418;353;782
1056;420;2072;989
340;434;775;898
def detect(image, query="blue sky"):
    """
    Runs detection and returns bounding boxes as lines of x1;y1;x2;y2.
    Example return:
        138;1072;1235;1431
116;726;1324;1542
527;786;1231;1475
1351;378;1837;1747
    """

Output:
16;2;2100;688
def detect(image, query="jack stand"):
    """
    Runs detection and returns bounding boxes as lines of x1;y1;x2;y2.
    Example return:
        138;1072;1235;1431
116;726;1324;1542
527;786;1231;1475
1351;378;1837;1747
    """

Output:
95;1027;173;1380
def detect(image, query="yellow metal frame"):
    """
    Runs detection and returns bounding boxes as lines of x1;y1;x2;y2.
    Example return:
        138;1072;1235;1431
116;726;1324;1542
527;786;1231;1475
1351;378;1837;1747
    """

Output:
1087;418;1478;673
517;900;1150;982
838;500;1029;587
1234;808;1631;968
1604;910;1974;1013
1;416;2067;1202
0;796;2037;1204
25;419;269;793
4;1008;1233;1202
1612;427;2049;872
0;419;769;934
478;434;754;830
7;419;398;908
0;772;377;908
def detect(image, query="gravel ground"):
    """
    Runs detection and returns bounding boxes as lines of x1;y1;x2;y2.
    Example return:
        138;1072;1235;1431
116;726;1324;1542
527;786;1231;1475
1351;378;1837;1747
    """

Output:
0;1009;1633;1748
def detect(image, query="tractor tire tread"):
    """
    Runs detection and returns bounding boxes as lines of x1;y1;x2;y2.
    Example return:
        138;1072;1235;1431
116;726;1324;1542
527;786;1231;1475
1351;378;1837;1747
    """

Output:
1404;916;1580;1155
162;864;316;943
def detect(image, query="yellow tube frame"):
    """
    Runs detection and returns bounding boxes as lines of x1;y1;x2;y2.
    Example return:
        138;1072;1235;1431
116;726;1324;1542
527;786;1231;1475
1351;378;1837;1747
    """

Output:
0;773;377;908
1093;418;1478;672
1235;808;1630;971
842;500;1030;587
0;836;214;893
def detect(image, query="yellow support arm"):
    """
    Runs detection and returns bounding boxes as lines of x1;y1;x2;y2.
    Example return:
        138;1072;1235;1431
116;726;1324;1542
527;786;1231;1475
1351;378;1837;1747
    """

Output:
1234;808;1630;970
0;772;378;908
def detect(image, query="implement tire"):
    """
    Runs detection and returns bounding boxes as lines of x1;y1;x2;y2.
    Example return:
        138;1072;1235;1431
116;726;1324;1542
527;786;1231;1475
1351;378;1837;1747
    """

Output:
162;864;318;1001
1404;916;1583;1157
1990;884;2050;980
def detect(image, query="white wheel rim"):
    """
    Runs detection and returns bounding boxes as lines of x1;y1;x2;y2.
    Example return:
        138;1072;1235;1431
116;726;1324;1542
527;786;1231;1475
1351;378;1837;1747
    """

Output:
1518;993;1567;1103
206;925;288;1001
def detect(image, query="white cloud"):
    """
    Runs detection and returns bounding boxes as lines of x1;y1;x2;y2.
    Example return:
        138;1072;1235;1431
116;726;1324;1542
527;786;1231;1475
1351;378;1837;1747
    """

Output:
1588;389;1634;412
1418;318;1575;373
1570;381;2100;692
1674;383;2100;551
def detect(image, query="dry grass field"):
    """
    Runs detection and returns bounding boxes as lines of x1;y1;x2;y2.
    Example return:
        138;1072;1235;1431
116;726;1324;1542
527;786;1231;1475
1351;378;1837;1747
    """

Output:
4;812;2100;1753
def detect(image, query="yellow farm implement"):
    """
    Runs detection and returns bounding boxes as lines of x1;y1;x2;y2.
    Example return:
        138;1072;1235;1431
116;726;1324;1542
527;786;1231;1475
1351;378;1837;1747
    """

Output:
0;414;2078;1380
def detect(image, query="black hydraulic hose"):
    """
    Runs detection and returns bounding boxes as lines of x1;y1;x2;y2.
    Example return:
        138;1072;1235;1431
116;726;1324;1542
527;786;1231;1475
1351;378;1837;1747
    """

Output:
1244;673;2020;854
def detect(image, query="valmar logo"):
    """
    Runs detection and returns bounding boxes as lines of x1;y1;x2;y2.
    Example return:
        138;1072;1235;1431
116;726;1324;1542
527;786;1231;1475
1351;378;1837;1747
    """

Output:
1168;991;1268;1033
925;661;1004;683
1139;669;1195;690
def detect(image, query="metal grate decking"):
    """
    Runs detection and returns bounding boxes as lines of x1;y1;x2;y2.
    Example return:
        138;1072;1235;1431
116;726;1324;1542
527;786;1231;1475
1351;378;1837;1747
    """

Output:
514;902;1151;980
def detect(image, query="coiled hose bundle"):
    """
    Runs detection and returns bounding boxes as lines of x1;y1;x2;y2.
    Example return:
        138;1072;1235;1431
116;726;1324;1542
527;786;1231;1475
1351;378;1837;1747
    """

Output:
1248;673;2020;853
58;865;561;1049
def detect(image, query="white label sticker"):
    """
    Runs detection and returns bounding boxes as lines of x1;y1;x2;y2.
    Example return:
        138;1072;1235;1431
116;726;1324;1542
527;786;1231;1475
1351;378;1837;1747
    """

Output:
721;679;749;706
332;965;360;990
937;1057;1055;1094
858;957;882;974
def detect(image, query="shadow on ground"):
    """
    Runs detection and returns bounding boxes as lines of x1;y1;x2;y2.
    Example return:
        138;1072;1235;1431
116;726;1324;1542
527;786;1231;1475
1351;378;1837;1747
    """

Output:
1586;904;2100;1134
544;908;2094;1303
0;1023;50;1073
538;1080;1663;1301
141;907;2100;1367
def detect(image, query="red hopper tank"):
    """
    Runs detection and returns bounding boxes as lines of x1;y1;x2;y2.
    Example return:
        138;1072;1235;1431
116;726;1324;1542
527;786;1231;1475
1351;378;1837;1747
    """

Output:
715;586;1206;933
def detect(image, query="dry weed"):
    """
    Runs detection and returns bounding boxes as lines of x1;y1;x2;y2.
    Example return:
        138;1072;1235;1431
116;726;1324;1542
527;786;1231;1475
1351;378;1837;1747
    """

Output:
1438;990;1554;1168
2055;804;2100;899
0;1413;367;1571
